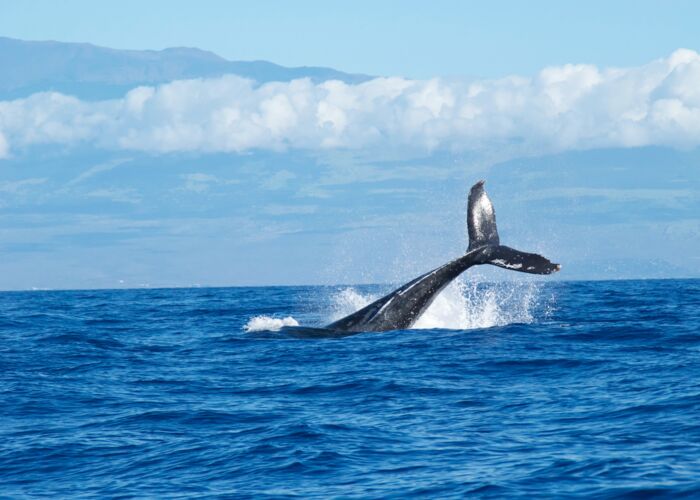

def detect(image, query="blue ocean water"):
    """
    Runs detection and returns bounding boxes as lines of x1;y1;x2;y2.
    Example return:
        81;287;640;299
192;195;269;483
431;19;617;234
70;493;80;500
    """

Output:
1;279;699;498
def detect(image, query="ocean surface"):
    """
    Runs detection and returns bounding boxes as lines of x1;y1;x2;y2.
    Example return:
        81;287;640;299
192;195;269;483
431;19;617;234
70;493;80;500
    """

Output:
2;278;699;498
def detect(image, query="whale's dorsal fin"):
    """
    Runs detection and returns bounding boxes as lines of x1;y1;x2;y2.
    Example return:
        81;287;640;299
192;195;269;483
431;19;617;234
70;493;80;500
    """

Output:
467;180;500;251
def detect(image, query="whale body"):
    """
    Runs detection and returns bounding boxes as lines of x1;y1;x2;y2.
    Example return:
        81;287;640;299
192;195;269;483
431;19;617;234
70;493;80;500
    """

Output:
325;181;560;332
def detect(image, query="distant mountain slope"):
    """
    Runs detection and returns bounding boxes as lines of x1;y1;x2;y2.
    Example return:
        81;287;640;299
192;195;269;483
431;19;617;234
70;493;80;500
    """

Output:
0;37;372;100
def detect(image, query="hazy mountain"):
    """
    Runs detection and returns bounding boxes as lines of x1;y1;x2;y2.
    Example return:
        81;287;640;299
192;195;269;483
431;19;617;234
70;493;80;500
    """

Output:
1;144;698;288
0;36;372;100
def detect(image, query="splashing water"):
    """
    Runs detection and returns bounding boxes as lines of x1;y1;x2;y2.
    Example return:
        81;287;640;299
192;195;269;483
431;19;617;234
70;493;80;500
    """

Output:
244;288;377;332
328;287;379;323
244;278;548;332
244;315;299;332
328;278;546;330
413;277;543;329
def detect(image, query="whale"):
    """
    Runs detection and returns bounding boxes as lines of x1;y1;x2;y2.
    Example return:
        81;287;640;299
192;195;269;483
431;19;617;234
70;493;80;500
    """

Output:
324;181;560;332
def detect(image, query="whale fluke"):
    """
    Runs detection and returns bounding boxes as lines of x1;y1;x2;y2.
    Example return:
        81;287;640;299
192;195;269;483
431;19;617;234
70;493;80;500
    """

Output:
467;181;560;275
467;180;500;251
485;245;561;275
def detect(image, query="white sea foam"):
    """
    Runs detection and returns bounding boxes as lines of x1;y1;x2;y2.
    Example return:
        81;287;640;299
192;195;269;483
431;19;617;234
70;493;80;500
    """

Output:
243;315;299;332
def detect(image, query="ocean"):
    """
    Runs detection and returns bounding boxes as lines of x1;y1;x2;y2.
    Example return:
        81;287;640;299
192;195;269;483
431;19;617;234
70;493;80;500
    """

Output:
2;278;699;498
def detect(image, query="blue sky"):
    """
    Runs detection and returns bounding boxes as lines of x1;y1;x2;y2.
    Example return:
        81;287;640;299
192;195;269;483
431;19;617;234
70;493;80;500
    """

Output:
2;0;700;78
0;3;699;289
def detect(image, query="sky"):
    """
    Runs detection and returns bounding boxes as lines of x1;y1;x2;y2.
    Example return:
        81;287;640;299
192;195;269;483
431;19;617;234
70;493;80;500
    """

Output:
0;2;699;290
1;0;700;78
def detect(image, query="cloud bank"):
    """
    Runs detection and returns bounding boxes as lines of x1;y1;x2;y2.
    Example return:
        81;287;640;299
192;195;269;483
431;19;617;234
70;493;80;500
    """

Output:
2;49;700;158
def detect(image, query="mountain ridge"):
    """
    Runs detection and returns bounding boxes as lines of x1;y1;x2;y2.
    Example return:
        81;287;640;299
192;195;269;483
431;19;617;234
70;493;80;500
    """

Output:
0;36;373;100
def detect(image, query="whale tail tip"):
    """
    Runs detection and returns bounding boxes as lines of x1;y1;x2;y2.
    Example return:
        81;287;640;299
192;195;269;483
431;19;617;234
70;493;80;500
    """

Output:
467;181;560;275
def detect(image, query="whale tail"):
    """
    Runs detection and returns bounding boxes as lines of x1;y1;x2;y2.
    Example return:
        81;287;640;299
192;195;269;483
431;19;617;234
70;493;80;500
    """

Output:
467;181;560;275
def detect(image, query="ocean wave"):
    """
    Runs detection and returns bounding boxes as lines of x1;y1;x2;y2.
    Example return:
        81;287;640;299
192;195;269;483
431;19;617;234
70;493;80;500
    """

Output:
2;280;699;497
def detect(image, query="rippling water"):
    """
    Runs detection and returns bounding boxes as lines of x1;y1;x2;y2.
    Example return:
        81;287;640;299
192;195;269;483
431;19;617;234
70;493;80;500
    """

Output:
2;279;700;497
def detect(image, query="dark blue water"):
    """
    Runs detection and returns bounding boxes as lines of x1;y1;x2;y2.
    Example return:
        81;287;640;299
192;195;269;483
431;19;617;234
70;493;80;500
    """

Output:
2;279;700;498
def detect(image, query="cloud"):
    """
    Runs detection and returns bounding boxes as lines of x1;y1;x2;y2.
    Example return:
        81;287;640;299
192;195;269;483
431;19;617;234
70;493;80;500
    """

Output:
68;158;131;186
86;188;141;204
262;169;296;190
0;131;8;158
2;49;700;157
181;173;219;193
180;173;239;193
0;177;47;193
263;204;317;216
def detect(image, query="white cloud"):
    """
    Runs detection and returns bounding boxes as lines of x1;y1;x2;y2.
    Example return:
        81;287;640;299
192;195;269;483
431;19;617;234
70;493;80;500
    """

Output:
181;173;219;193
180;173;239;193
263;204;317;216
0;177;47;193
86;188;141;204
0;131;8;158
262;169;296;190
2;49;700;157
68;158;130;185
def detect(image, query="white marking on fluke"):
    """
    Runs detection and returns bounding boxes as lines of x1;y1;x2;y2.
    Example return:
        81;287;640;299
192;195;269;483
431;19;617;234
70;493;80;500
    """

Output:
492;259;523;270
